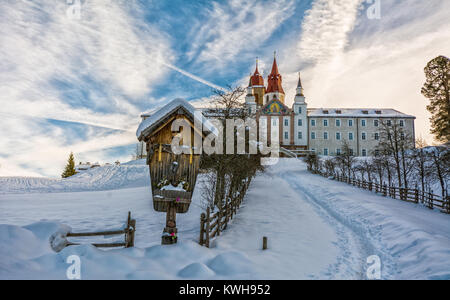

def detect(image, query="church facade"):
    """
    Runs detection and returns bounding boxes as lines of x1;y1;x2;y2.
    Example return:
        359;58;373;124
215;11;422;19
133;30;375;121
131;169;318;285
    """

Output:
244;57;416;157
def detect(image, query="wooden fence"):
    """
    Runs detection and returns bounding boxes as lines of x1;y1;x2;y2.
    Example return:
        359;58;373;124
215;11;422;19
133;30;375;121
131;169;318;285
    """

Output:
327;174;450;214
65;212;136;249
199;186;246;248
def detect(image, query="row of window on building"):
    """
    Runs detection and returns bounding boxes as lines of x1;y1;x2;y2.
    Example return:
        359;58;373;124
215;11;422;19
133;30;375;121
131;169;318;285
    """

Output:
278;118;405;128
309;119;405;128
310;132;378;141
311;148;374;157
307;131;406;141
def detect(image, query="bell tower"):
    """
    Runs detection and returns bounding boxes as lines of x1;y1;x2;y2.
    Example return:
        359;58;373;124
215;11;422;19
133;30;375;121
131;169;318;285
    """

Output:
249;58;265;107
292;72;308;147
265;52;285;104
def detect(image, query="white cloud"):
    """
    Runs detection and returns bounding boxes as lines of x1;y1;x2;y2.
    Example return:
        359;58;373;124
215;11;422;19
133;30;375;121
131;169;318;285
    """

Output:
282;0;450;144
0;0;174;176
298;0;363;63
187;0;295;67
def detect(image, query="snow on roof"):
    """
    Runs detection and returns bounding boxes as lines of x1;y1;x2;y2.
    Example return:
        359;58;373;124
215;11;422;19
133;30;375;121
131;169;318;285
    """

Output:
136;98;218;140
201;107;246;118
307;108;415;118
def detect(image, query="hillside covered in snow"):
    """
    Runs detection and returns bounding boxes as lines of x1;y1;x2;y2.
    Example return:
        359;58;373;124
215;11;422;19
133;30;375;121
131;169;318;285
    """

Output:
0;160;149;194
0;159;449;279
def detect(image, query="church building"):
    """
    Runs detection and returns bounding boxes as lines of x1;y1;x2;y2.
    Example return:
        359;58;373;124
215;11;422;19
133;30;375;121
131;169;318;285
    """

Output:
244;56;416;157
139;56;416;158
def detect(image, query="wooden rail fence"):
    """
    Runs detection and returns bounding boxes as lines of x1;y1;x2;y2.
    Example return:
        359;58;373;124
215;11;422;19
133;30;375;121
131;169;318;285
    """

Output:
199;187;246;248
65;212;136;249
326;173;450;214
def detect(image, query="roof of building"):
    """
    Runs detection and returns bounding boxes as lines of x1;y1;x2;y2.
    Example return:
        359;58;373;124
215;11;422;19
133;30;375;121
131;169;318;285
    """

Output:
296;73;304;96
201;108;246;118
136;98;218;140
266;57;284;94
307;108;416;118
250;59;264;87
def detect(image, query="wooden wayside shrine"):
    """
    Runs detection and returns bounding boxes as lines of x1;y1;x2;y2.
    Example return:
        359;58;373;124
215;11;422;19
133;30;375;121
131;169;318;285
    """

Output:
137;100;212;245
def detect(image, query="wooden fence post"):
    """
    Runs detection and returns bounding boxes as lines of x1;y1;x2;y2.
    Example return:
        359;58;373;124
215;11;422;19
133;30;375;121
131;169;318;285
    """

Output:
230;199;234;220
262;237;268;250
446;196;450;214
429;191;434;210
217;209;221;237
205;207;210;248
128;219;136;248
415;189;419;204
226;199;230;224
125;212;132;248
199;212;206;246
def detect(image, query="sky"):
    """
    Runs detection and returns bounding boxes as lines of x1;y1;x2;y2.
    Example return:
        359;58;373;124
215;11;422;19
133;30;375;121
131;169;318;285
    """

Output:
0;0;449;177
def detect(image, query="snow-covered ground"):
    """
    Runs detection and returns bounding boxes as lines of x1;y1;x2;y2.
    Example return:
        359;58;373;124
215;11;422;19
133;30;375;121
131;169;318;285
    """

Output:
0;159;148;194
1;159;449;279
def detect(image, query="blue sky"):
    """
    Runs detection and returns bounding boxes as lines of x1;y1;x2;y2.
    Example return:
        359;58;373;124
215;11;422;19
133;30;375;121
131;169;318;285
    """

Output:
0;0;449;177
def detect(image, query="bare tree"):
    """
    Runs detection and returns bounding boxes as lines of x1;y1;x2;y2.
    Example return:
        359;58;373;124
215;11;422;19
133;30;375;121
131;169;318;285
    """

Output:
335;139;356;179
201;172;217;210
355;162;366;181
201;86;264;212
359;158;374;183
429;146;450;197
412;137;429;192
372;154;385;185
376;120;415;188
304;152;319;173
324;158;336;177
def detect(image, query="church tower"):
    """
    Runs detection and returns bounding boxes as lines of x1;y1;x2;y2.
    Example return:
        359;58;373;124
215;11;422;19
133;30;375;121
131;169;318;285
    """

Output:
265;54;285;104
249;59;265;107
245;76;257;114
292;72;308;147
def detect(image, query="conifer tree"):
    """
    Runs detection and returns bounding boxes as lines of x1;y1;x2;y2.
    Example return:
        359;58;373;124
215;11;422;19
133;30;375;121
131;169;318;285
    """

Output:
421;55;450;143
62;152;77;178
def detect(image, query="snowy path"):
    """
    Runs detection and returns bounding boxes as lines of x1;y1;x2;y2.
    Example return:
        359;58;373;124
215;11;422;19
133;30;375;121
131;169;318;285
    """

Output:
216;160;369;279
217;159;450;279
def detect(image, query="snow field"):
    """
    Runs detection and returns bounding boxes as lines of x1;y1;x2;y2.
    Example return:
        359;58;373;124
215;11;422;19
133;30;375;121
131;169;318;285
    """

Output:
1;159;449;279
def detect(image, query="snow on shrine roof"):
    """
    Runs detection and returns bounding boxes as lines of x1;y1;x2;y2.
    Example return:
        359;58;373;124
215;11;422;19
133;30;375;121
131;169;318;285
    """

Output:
136;98;218;140
307;108;415;118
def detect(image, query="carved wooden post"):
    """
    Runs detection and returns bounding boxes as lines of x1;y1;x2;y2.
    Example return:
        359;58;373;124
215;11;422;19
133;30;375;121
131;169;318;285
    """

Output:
162;201;178;245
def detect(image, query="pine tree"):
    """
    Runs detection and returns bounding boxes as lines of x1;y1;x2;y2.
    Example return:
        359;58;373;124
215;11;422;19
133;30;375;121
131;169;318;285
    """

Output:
62;152;77;178
421;55;450;143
